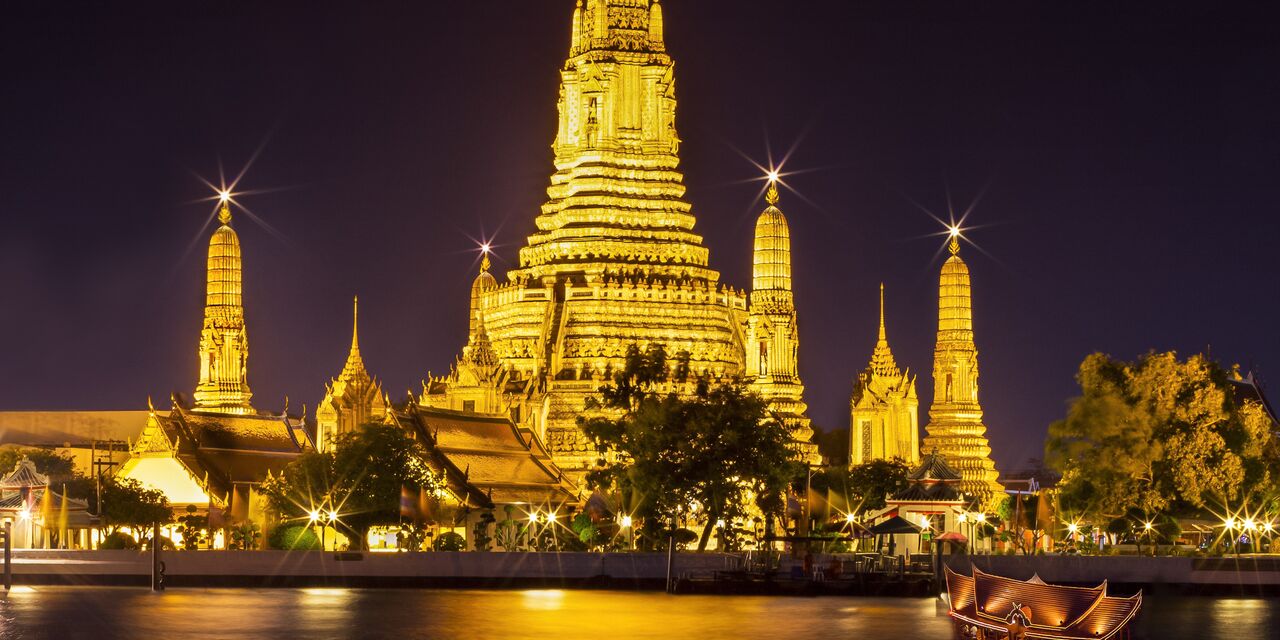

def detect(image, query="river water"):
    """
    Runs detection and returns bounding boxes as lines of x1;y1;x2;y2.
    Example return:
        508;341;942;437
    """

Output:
0;587;1273;639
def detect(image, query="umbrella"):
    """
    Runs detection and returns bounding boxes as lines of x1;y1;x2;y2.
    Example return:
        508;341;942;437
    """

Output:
868;515;923;535
936;531;968;544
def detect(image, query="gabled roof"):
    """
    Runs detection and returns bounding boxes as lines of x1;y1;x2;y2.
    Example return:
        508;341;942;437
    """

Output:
393;404;578;507
908;449;963;482
0;457;49;489
892;481;963;502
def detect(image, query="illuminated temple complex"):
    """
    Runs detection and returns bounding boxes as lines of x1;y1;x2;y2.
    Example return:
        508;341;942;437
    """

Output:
412;0;819;475
849;285;920;465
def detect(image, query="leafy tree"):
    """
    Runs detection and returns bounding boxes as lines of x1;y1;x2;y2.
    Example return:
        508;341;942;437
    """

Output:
260;422;441;550
0;447;75;482
100;477;172;534
177;505;208;550
581;344;801;551
472;510;495;552
1047;352;1279;523
433;531;466;551
227;522;261;550
997;494;1049;555
844;459;911;514
268;525;320;551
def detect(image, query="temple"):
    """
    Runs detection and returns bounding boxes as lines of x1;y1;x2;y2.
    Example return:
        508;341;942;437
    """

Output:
429;0;819;476
849;284;919;465
316;297;387;452
119;198;311;529
923;232;1004;506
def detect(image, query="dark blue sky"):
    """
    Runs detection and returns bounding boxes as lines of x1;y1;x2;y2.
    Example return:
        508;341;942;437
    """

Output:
2;1;1277;472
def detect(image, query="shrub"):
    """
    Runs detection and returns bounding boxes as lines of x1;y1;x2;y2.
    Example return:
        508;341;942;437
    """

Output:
100;531;138;550
269;525;321;551
433;531;466;551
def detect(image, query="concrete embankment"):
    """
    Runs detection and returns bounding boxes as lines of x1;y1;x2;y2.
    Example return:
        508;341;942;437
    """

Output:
8;550;739;588
945;554;1280;595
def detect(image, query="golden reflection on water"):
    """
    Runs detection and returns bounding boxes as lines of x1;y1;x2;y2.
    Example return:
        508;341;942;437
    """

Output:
0;588;1274;639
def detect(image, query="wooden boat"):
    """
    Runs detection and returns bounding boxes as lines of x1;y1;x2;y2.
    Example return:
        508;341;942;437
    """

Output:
944;566;1141;640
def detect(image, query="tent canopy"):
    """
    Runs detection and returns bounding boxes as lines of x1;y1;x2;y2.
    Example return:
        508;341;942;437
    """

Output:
868;515;922;535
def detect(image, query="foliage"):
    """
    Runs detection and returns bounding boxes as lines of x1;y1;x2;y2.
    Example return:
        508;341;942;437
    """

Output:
100;477;172;533
1046;352;1280;522
494;506;522;551
260;422;442;550
433;531;466;551
268;525;321;551
472;510;495;552
396;523;429;551
818;459;911;515
996;494;1051;555
227;522;261;550
177;505;208;551
581;344;801;551
100;531;138;550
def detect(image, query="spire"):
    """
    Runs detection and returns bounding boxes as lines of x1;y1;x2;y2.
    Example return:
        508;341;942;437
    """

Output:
752;179;792;293
341;296;368;380
948;227;961;256
869;284;900;378
878;283;887;342
194;192;253;414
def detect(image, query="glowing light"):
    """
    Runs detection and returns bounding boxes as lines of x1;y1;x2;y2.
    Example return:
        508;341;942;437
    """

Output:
1225;517;1237;530
1244;519;1256;531
327;510;339;523
957;513;967;524
218;190;232;204
1143;521;1153;532
309;510;320;522
529;512;539;523
18;508;30;520
766;169;780;183
948;225;961;238
620;515;632;528
548;511;557;521
845;513;857;524
1265;522;1275;533
715;519;726;529
975;513;986;523
1067;523;1079;534
480;242;491;255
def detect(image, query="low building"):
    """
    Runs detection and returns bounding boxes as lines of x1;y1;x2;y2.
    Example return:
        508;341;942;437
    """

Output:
0;457;94;549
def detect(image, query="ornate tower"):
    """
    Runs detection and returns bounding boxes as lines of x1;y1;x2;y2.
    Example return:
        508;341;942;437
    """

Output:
746;182;817;460
193;199;254;414
850;285;919;465
463;0;753;474
923;234;1003;505
316;297;386;452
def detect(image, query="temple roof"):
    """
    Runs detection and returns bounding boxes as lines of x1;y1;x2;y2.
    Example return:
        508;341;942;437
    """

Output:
908;449;964;482
392;405;578;507
892;481;963;502
0;457;49;489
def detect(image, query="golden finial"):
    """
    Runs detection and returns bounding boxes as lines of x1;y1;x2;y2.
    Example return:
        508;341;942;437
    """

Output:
351;295;360;352
217;191;232;225
765;182;779;206
948;227;961;256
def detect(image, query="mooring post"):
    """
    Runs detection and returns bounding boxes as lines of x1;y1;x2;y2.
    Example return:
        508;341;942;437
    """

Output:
665;527;676;594
151;522;164;591
4;521;11;591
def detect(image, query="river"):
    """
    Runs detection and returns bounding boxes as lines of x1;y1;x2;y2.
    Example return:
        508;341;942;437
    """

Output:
0;587;1273;639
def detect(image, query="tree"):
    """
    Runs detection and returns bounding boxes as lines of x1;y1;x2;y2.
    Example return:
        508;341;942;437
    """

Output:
997;494;1049;555
0;447;76;481
845;459;911;514
1046;352;1279;523
99;477;172;535
260;422;442;550
581;344;801;551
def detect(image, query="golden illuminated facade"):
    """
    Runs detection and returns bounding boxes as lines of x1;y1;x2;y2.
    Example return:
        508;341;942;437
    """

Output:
850;285;919;465
316;297;387;452
923;236;1003;505
445;0;819;474
193;201;254;414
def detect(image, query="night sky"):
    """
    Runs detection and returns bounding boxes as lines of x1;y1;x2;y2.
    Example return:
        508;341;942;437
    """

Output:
3;1;1278;473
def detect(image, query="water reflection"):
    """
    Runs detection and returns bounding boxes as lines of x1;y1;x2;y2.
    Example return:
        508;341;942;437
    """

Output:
0;587;1273;639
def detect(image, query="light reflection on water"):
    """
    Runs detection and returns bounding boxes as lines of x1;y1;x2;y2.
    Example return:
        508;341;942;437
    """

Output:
0;587;1273;639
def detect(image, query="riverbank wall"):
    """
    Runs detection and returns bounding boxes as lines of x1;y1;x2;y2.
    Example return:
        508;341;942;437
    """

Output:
944;554;1280;595
8;550;739;588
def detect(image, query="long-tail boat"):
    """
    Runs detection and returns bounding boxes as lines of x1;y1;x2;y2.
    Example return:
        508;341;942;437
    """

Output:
944;566;1142;639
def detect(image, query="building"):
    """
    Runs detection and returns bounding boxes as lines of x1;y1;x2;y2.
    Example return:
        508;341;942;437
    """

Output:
923;232;1004;506
0;457;94;549
118;198;311;528
316;298;387;453
428;0;819;477
850;285;919;465
867;450;968;556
